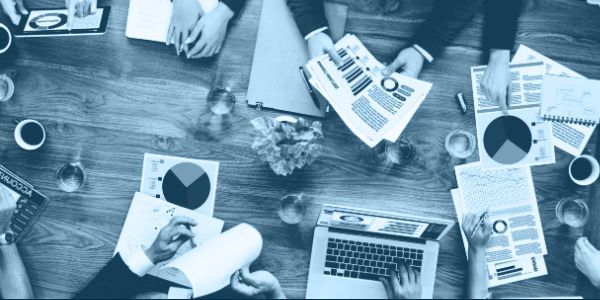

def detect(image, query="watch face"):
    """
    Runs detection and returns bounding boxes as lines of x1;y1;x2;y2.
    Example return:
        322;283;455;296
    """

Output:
0;232;14;245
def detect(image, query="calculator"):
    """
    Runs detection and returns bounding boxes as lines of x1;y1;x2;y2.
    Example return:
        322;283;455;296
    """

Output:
0;164;49;241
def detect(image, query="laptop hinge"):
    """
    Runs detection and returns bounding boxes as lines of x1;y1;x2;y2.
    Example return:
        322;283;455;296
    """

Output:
328;227;427;245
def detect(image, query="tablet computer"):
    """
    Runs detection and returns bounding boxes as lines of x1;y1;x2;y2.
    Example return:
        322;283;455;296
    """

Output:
15;6;110;37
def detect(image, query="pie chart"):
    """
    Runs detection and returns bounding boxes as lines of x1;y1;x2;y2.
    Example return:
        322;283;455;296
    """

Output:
483;116;532;164
162;162;211;210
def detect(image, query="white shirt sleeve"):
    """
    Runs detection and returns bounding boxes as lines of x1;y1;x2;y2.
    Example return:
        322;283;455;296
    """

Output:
122;247;155;277
304;26;329;41
198;0;218;14
412;44;434;63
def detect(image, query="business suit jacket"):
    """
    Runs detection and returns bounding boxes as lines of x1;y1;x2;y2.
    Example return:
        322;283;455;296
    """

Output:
221;0;247;16
288;0;522;58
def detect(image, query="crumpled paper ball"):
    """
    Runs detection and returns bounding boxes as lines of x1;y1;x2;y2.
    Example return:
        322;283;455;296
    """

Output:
251;117;324;176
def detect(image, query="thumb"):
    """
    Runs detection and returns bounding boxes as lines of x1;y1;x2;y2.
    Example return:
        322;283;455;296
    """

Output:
185;19;204;44
384;53;407;76
15;0;26;15
67;0;76;30
239;267;260;287
1;0;20;25
324;47;342;66
90;0;97;14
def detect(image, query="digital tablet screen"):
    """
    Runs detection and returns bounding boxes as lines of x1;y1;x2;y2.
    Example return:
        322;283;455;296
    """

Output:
15;7;110;37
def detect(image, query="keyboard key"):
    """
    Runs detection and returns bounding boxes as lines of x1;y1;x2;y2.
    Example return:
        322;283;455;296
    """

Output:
360;266;366;272
359;273;380;281
358;259;364;265
366;254;373;260
328;238;334;242
327;249;333;255
410;253;416;259
359;253;366;259
417;254;423;260
326;262;339;269
324;271;330;275
366;267;373;273
384;250;390;255
414;261;422;267
340;263;347;269
351;258;357;264
377;249;383;254
345;245;350;250
391;250;397;256
386;256;392;262
344;271;351;277
370;261;377;267
353;252;360;258
349;241;355;245
326;255;336;262
340;250;346;256
378;269;386;275
334;250;340;255
338;257;344;262
328;242;335;248
351;271;358;278
358;246;364;252
417;249;424;254
415;267;421;272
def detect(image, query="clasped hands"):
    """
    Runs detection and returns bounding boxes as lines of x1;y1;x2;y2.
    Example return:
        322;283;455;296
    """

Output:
167;0;233;59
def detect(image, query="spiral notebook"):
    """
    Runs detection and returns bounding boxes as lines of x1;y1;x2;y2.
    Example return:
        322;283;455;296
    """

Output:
541;75;600;125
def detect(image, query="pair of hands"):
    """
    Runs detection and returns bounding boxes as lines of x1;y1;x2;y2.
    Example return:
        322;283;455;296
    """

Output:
307;32;424;78
380;265;422;299
0;0;95;29
167;0;233;59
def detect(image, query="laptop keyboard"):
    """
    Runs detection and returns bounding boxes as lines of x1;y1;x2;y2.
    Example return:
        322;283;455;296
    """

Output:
323;238;424;281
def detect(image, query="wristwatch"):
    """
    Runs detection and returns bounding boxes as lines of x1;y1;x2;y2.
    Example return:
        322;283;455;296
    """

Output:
0;232;15;245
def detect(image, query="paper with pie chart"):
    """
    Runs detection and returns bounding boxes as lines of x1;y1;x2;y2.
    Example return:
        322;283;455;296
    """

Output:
471;62;555;169
140;153;219;216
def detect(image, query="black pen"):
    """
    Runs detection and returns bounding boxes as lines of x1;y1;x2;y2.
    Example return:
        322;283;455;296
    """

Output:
299;66;322;109
470;212;488;240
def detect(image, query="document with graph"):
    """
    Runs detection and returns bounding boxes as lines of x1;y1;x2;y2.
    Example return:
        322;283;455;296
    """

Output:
304;34;433;147
454;163;547;264
451;189;547;287
512;44;596;156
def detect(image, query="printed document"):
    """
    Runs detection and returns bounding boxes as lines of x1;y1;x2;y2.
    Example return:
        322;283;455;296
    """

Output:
512;45;596;156
451;189;547;287
454;163;547;264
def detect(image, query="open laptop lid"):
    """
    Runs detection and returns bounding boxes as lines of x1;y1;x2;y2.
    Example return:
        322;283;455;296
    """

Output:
246;0;348;118
317;205;455;241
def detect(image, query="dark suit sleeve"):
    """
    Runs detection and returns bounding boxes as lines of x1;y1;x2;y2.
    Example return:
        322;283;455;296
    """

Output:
484;0;522;50
287;0;328;37
75;254;148;299
221;0;247;16
410;0;481;59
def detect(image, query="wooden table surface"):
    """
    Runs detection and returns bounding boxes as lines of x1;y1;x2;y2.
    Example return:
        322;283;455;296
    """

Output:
1;0;600;298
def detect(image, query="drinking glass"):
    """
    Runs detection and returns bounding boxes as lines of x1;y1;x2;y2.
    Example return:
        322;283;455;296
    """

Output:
207;86;235;115
383;138;416;166
0;74;14;102
56;162;87;192
278;193;306;225
556;199;589;228
445;130;477;159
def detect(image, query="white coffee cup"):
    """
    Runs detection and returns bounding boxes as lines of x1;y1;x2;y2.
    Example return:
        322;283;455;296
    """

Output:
0;23;12;55
14;119;46;151
569;155;600;186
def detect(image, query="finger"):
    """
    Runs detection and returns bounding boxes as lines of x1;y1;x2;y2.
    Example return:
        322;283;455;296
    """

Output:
2;2;20;26
583;237;598;253
324;47;342;66
15;0;26;15
230;270;241;288
83;1;90;17
168;216;198;228
77;2;83;18
399;265;410;287
189;38;208;58
166;18;175;46
215;43;223;54
174;28;182;55
197;40;213;58
506;79;513;111
407;266;416;285
498;89;508;115
181;30;190;56
90;0;97;14
390;270;402;294
185;19;205;45
384;54;406;76
576;237;588;252
380;277;394;298
67;0;75;29
239;267;260;287
167;226;195;242
483;218;493;235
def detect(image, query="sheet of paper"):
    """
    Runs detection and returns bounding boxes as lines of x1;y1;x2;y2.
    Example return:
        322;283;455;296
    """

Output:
140;153;219;216
451;189;548;287
454;163;547;263
471;62;555;169
305;34;432;147
125;0;172;43
165;223;263;298
540;75;600;124
114;192;224;287
512;44;596;156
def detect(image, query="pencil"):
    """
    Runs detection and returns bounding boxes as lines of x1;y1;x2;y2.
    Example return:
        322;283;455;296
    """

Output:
470;212;487;240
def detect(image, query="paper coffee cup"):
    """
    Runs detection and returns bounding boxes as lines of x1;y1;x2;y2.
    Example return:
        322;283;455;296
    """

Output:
569;155;600;186
14;119;46;151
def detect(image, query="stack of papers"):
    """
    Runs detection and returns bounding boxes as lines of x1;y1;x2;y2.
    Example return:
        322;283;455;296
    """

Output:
452;163;548;287
304;34;433;148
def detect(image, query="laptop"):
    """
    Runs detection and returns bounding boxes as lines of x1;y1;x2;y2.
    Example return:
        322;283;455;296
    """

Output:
307;205;454;299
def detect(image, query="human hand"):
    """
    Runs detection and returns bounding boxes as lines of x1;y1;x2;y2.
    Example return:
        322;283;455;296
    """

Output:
383;47;424;78
167;0;203;55
230;268;286;299
575;237;600;288
66;0;97;31
462;211;492;252
0;0;27;25
184;2;233;59
306;32;342;65
481;49;511;114
0;188;16;233
144;216;197;264
380;266;422;299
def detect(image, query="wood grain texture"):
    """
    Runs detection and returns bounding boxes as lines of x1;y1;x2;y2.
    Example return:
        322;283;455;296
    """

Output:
0;0;599;298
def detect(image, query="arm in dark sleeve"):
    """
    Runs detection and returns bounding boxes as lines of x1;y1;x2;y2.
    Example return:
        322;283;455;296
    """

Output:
287;0;328;37
75;254;147;299
484;0;522;50
410;0;481;59
221;0;247;16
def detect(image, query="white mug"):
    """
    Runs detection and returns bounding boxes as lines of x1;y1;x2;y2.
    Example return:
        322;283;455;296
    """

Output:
0;23;12;54
569;155;600;186
14;119;46;151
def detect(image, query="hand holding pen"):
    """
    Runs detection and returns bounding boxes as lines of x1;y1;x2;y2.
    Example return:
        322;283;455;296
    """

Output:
462;210;492;251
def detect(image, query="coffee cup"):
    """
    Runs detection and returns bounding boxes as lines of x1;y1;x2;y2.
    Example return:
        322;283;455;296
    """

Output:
0;23;12;55
569;155;600;186
14;119;46;151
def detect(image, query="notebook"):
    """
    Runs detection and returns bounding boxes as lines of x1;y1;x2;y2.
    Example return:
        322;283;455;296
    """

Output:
246;0;348;117
541;75;600;125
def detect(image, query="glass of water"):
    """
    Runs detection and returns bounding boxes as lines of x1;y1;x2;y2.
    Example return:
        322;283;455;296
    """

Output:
279;193;306;225
556;199;589;228
445;130;477;159
56;162;87;192
207;86;235;115
382;138;416;166
0;74;14;102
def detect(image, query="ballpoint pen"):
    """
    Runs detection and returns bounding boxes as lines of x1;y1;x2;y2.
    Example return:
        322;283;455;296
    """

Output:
470;212;488;240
